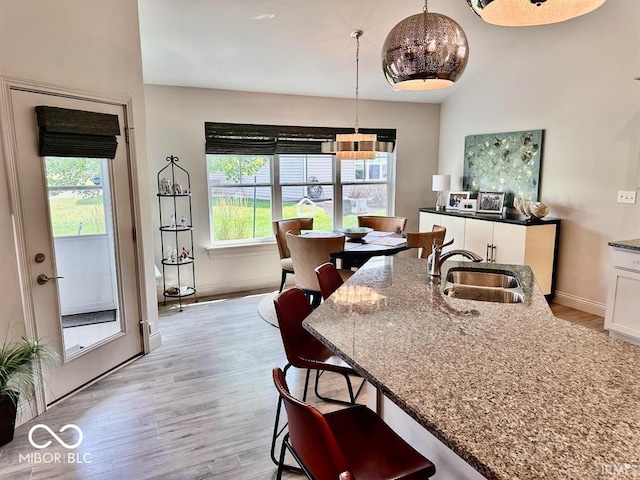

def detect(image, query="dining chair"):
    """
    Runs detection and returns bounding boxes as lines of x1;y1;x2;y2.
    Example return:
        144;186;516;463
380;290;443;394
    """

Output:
357;215;407;233
406;225;447;259
315;262;345;300
285;231;352;307
272;367;436;480
272;217;314;292
271;288;365;468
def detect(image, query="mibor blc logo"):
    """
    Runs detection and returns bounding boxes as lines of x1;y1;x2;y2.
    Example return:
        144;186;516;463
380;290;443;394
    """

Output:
19;424;92;464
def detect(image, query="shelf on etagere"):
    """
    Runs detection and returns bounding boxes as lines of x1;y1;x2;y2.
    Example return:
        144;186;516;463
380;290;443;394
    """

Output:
159;226;193;232
163;286;196;298
161;257;194;266
157;193;192;198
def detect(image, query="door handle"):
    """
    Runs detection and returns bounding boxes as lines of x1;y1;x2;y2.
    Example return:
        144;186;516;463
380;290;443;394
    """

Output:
37;274;64;285
491;245;497;263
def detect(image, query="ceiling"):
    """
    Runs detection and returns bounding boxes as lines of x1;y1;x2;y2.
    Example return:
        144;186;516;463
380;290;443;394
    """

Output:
137;0;492;104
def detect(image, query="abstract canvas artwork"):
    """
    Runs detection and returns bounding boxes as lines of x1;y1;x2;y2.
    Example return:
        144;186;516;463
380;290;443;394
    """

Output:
463;130;543;207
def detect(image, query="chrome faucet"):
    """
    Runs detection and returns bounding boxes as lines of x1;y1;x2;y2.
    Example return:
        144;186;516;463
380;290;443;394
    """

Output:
427;239;483;279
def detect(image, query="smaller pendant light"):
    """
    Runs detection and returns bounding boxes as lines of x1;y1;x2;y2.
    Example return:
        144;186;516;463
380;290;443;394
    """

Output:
466;0;608;27
382;0;469;90
322;30;394;160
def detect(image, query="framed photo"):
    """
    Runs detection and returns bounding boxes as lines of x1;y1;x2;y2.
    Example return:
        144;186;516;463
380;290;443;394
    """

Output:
446;191;470;210
460;199;477;213
477;191;506;214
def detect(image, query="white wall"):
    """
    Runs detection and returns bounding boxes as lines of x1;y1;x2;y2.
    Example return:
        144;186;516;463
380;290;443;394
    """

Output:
439;1;640;314
0;0;159;352
144;85;440;296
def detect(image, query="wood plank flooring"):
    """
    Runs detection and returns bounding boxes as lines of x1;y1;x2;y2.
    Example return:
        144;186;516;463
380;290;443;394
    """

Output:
0;292;604;479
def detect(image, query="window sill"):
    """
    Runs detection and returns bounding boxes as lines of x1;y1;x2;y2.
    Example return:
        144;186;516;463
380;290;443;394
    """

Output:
206;239;277;260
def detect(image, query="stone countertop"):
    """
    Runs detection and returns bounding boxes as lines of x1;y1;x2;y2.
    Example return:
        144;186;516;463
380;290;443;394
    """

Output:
304;257;640;480
609;238;640;252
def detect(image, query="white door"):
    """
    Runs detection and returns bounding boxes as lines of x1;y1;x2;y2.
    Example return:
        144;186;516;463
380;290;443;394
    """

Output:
9;87;143;405
464;218;494;262
493;223;526;265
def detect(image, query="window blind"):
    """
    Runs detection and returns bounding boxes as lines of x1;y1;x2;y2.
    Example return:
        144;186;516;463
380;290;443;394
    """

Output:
204;122;396;155
35;106;121;159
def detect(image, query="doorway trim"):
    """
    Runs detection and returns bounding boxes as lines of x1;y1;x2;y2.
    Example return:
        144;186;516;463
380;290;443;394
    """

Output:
0;76;151;416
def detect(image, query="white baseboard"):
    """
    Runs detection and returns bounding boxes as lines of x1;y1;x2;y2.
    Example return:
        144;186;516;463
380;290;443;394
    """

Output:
553;291;606;317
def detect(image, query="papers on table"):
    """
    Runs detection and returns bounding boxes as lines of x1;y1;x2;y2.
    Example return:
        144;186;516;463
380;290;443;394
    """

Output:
363;233;406;246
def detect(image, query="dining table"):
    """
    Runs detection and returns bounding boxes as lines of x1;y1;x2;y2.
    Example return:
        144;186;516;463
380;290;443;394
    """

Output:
299;229;408;269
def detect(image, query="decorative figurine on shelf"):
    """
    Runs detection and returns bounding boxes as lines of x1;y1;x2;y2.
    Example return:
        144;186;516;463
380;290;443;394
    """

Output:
169;214;176;229
159;177;172;195
179;247;190;262
166;246;177;263
180;215;187;228
173;183;183;195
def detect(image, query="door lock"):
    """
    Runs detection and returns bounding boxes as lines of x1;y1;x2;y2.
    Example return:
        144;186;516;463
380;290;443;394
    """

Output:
37;274;64;285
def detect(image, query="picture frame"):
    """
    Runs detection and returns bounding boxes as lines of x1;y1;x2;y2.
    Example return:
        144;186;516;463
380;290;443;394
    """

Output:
446;191;470;210
477;191;506;214
460;199;477;213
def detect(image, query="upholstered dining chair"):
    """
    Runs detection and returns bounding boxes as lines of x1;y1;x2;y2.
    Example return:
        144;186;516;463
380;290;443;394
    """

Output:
285;231;352;308
272;367;436;480
271;288;365;468
357;215;407;233
273;217;314;292
315;262;345;300
406;225;447;259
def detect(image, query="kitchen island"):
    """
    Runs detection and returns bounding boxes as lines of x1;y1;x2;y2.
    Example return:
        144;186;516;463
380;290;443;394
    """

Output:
303;257;640;479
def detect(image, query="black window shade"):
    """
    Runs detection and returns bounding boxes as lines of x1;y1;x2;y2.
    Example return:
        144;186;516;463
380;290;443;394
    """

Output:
36;106;121;159
205;122;396;155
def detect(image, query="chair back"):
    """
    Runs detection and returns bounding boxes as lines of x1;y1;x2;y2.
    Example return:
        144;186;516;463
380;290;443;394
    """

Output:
272;368;348;480
315;262;344;300
272;218;314;260
285;232;345;292
273;288;314;366
406;225;447;259
357;215;407;233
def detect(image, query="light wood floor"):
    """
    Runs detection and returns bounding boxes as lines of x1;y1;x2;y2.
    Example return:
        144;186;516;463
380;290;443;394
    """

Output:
0;293;604;479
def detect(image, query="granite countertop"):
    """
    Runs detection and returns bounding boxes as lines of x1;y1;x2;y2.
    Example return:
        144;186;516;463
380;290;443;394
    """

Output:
304;257;640;480
608;238;640;252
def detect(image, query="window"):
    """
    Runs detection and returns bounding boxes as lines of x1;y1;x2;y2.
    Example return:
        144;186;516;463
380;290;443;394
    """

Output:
206;155;273;243
45;157;110;237
205;122;396;246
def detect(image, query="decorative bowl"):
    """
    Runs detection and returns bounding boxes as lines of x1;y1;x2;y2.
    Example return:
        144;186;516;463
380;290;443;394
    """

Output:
341;227;373;240
529;202;550;219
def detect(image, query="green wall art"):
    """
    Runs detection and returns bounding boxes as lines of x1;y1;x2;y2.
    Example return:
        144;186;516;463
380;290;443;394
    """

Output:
463;129;543;207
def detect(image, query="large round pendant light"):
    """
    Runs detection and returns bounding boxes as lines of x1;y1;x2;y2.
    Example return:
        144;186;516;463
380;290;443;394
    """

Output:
466;0;608;27
381;0;469;90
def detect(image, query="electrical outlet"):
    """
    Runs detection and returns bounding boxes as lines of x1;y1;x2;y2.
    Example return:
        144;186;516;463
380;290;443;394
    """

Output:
617;190;637;204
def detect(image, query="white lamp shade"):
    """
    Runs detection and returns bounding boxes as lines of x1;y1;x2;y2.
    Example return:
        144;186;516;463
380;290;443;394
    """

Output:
432;174;451;192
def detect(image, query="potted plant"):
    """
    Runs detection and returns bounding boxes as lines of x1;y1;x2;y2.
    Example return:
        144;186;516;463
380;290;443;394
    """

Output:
0;337;57;447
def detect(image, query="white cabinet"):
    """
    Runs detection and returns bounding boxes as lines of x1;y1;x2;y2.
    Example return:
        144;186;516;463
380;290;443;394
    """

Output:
419;210;559;296
604;248;640;344
419;212;466;250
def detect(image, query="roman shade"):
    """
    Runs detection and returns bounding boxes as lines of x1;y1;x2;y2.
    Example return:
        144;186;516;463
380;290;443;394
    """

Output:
204;122;396;156
35;106;121;159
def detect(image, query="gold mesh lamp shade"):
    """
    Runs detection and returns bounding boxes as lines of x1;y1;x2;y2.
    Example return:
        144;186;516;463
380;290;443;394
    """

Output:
322;29;393;160
382;1;469;90
466;0;607;26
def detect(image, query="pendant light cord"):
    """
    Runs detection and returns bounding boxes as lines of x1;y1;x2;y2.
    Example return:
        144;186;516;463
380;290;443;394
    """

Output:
353;30;361;134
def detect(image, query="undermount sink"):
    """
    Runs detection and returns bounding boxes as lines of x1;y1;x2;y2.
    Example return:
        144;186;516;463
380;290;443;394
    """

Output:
443;285;524;304
445;270;520;289
443;268;524;304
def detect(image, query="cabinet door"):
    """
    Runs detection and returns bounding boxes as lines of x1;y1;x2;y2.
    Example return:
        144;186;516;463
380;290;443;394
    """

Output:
604;267;640;339
438;215;466;250
522;224;556;295
419;212;441;232
464;218;494;261
493;223;526;265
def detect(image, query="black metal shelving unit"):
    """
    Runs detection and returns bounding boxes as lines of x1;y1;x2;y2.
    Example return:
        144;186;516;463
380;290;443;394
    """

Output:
157;155;196;311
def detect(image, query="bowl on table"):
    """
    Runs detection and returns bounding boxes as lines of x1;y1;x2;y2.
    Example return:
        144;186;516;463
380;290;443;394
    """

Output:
340;227;373;241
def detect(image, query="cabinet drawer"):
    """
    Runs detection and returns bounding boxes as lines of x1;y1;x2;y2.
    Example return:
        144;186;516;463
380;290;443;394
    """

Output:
611;249;640;272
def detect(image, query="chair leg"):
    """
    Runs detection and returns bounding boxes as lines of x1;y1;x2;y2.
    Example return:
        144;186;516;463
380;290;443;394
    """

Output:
301;368;311;402
279;270;287;293
271;364;305;473
314;370;366;406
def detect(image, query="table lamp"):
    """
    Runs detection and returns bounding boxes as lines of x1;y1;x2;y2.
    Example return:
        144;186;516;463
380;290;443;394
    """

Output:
432;174;451;211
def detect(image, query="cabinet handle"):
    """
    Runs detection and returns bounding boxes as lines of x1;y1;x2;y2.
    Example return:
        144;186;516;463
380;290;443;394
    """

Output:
491;245;497;263
486;244;491;262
